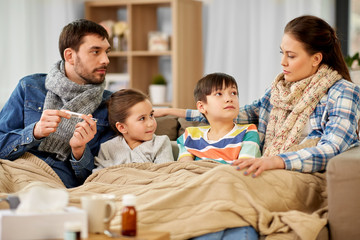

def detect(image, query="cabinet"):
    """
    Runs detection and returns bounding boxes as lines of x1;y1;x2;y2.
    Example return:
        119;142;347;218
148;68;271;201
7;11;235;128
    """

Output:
85;0;203;108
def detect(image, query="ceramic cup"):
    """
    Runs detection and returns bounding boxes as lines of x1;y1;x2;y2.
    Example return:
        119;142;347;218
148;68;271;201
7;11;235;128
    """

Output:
81;194;117;234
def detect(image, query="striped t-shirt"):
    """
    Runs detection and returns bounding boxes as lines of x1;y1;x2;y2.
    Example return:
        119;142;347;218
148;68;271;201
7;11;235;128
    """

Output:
177;124;261;164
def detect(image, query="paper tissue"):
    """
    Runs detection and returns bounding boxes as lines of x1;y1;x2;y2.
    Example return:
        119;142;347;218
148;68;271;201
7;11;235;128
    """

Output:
0;184;88;239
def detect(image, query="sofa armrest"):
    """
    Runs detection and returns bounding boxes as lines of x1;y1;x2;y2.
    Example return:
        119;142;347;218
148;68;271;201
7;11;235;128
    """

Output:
326;146;360;240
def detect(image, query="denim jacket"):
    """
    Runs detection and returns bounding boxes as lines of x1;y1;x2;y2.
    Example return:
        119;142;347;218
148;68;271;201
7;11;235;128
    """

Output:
0;74;115;187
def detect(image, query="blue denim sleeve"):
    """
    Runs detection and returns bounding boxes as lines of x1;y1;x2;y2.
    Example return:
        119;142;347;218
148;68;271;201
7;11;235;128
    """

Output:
0;80;42;160
70;145;94;182
0;122;43;160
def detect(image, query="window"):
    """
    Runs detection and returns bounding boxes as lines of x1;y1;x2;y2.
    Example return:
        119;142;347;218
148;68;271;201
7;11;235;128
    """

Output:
336;0;360;57
349;0;360;55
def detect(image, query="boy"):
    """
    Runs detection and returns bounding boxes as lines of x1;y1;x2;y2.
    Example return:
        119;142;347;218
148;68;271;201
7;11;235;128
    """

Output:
177;73;261;163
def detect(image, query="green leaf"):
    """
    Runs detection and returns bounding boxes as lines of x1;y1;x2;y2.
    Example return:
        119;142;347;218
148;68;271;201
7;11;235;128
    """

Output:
151;74;167;85
345;52;360;68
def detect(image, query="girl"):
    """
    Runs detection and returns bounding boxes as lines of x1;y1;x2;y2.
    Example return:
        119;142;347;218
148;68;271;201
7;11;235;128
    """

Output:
94;89;174;170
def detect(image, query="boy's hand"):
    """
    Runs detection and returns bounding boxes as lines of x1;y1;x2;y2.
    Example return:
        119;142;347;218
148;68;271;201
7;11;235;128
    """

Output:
232;156;285;177
34;110;70;139
69;114;97;160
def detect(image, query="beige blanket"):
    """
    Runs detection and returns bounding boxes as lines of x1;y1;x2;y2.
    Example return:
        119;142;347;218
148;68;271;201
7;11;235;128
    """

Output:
0;153;327;240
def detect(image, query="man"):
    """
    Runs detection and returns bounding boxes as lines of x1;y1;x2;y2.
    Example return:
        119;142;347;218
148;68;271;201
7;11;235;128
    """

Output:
0;19;115;188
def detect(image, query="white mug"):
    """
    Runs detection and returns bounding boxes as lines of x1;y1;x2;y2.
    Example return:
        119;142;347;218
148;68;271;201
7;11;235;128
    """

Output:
81;194;117;234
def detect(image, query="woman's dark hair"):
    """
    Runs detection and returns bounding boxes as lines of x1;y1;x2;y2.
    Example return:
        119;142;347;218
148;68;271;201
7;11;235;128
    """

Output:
107;89;149;135
194;72;238;103
59;19;109;61
284;15;351;81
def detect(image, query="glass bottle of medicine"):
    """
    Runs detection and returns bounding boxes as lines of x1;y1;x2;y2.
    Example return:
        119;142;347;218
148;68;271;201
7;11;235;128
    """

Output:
121;194;137;236
64;221;81;240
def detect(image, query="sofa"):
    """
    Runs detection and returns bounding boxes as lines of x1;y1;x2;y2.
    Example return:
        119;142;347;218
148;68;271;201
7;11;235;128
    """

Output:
155;116;360;240
327;146;360;239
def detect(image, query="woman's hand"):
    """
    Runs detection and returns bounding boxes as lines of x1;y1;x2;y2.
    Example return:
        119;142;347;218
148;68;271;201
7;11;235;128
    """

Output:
232;156;285;177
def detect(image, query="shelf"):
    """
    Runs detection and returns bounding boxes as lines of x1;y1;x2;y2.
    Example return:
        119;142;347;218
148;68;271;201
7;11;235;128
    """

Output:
86;0;172;6
108;51;172;57
85;0;203;108
132;51;171;56
108;51;128;57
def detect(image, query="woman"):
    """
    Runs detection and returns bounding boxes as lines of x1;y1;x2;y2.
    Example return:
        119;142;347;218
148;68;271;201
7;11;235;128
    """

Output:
155;15;360;239
231;14;360;177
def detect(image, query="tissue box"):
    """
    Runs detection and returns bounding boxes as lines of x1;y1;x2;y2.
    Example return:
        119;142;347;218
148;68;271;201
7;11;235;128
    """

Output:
0;206;88;239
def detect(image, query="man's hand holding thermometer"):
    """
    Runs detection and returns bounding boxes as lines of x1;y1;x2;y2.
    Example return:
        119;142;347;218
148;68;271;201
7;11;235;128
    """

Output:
33;109;97;160
62;110;98;160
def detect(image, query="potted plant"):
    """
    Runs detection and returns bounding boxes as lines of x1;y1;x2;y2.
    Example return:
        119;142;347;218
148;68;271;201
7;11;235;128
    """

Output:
149;74;167;104
345;52;360;84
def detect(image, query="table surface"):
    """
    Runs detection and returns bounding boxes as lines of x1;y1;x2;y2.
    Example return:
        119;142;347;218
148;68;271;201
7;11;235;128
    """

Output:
86;230;170;240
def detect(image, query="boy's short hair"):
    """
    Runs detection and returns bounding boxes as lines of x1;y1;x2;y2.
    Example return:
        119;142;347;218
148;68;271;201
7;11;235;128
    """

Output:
59;19;109;61
194;72;238;103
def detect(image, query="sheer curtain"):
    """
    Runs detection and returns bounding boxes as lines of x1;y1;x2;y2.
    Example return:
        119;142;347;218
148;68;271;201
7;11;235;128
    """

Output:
0;0;85;108
202;0;335;104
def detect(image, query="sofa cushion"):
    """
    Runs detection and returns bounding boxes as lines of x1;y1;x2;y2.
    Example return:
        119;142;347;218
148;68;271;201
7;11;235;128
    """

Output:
155;116;179;141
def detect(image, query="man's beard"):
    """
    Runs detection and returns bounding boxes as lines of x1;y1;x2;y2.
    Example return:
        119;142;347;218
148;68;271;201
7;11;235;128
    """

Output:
74;57;107;85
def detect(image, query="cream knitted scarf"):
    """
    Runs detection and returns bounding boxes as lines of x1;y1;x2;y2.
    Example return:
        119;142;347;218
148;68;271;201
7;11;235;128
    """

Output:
38;61;105;161
263;65;342;156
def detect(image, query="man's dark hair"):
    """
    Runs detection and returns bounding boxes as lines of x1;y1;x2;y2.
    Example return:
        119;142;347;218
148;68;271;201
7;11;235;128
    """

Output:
58;19;109;61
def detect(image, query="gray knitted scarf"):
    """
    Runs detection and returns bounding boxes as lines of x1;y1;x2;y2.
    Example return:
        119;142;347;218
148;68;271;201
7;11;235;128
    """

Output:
38;61;105;161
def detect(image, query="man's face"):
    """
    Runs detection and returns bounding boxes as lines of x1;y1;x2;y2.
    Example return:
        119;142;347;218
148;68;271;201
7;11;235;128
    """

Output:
72;34;111;85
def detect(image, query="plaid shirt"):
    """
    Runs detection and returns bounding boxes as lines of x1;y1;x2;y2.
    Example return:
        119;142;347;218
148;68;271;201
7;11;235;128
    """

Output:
186;79;360;172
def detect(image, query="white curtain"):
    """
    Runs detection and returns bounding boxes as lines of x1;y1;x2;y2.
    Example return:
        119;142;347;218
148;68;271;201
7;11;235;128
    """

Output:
0;0;85;108
202;0;335;104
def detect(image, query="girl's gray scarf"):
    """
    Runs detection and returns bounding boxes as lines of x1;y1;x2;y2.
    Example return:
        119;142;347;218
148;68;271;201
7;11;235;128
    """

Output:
38;61;105;161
